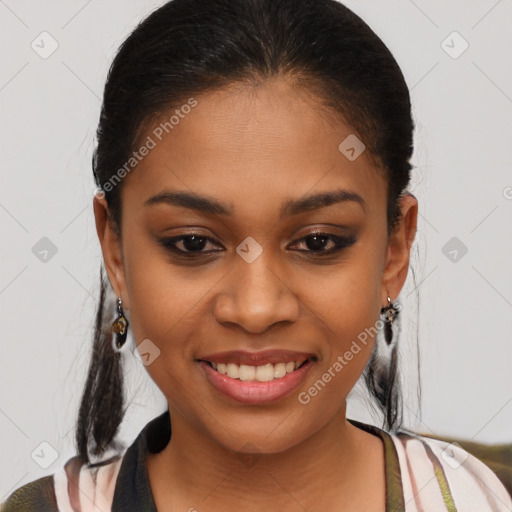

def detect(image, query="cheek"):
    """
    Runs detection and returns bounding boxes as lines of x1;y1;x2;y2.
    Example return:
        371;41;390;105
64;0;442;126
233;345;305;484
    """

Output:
123;260;203;409
295;283;380;418
300;253;383;377
121;239;198;358
297;252;382;328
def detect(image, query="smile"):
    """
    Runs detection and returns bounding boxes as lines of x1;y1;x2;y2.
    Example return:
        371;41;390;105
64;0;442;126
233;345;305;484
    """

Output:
197;356;316;404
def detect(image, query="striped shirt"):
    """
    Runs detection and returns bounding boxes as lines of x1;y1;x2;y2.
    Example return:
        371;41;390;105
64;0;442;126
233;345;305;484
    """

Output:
2;410;511;511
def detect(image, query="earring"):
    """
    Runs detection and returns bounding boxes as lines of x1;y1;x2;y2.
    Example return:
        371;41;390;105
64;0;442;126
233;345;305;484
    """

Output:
112;296;129;351
381;296;399;346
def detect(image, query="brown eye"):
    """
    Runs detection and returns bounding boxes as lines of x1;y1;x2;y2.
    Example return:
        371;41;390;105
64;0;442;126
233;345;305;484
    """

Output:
159;234;224;255
289;232;357;255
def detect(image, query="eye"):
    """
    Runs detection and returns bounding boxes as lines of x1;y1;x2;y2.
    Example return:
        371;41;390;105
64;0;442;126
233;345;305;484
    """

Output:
158;234;224;255
288;232;357;255
158;231;357;259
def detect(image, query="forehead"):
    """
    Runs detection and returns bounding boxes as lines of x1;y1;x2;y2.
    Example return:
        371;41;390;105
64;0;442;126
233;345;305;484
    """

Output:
123;77;386;217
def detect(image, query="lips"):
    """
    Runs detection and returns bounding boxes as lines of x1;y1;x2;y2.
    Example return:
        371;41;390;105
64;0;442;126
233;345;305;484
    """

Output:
196;349;317;404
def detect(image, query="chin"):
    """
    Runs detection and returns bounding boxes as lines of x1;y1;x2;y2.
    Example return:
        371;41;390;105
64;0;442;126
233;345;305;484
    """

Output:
202;413;317;456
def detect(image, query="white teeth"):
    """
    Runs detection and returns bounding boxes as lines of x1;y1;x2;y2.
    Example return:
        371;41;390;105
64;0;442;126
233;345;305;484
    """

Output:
273;362;287;379
239;365;256;381
208;359;309;381
226;363;239;379
255;364;274;382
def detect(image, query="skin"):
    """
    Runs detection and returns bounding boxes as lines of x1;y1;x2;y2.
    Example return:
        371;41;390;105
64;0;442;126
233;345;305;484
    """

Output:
94;75;417;512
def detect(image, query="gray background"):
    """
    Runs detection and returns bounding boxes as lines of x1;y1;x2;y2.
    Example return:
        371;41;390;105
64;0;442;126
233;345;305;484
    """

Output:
1;0;511;499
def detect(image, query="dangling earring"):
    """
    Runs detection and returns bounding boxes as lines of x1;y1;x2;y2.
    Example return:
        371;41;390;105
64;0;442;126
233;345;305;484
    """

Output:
381;296;399;346
112;296;129;352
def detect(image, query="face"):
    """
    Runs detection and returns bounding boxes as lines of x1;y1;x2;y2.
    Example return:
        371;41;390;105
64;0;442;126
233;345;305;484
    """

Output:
95;75;417;454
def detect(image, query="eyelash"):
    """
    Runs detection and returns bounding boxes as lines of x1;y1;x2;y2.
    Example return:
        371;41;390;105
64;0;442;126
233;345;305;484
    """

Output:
158;232;357;258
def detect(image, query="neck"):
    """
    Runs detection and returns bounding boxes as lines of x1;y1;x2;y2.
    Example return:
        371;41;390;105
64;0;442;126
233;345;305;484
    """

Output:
146;405;386;512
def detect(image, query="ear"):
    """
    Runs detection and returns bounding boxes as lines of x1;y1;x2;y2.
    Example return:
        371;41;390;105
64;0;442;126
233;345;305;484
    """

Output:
380;192;418;305
93;192;130;310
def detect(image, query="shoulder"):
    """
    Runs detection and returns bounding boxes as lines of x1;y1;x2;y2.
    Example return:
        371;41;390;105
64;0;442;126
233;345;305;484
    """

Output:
389;430;512;511
0;475;57;512
1;453;125;512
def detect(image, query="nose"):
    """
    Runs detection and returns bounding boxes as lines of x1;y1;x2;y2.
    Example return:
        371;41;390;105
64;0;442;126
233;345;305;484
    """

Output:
213;254;300;334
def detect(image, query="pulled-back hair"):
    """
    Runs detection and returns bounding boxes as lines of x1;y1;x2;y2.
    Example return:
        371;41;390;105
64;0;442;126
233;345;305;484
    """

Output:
77;0;416;464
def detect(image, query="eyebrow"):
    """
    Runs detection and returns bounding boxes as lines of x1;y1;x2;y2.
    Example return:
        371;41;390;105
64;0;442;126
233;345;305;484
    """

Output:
143;188;366;218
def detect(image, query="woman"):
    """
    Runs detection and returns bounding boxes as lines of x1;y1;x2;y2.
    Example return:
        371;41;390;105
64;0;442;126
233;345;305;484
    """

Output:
2;0;511;510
